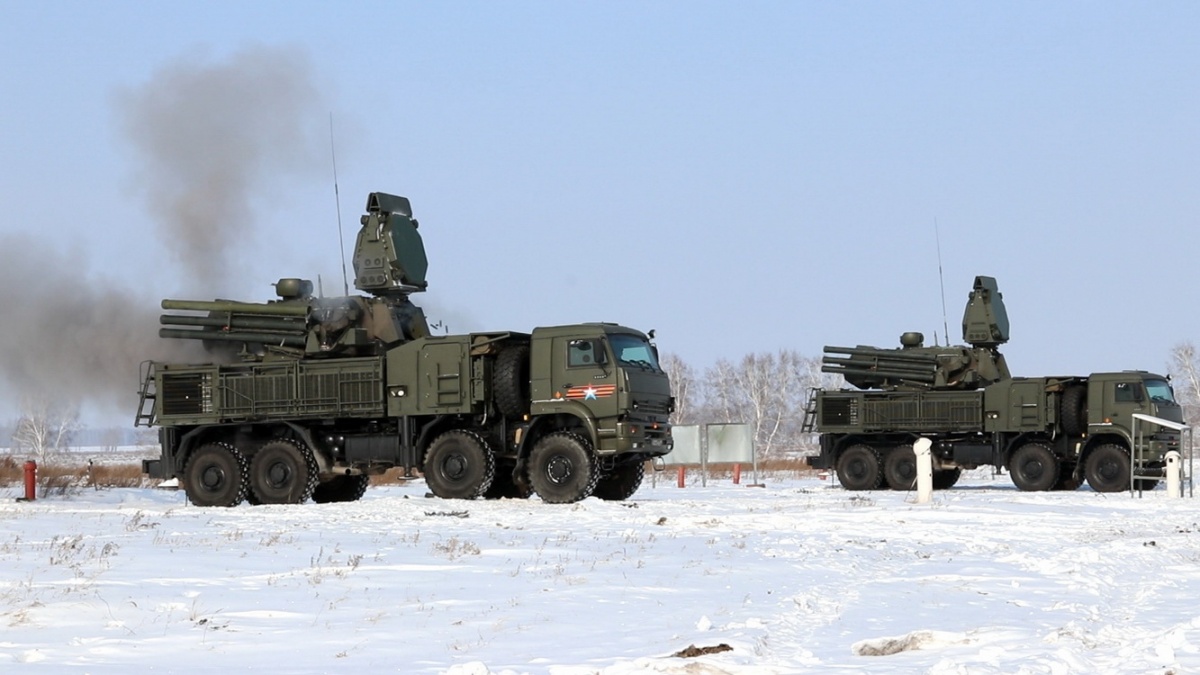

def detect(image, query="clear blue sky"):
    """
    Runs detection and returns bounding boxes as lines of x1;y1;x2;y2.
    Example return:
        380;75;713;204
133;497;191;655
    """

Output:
2;2;1199;423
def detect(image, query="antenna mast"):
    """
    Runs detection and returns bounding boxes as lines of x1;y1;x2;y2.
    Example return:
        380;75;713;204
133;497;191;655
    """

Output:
935;218;950;346
329;114;350;296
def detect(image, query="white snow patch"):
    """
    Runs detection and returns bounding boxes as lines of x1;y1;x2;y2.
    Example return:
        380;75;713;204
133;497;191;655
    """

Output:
1;474;1200;673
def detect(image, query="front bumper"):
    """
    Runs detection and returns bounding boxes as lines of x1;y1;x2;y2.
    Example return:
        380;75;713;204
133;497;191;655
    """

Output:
602;420;673;456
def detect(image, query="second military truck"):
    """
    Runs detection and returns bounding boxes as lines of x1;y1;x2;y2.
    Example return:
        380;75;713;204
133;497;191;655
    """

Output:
138;193;673;506
805;276;1184;493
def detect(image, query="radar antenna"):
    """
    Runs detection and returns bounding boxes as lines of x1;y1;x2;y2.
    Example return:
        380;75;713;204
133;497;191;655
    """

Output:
329;113;350;296
935;218;949;347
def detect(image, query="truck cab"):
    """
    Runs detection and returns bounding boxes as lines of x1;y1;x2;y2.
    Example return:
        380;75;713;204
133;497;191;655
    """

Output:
1078;372;1184;491
530;324;673;456
1087;372;1183;429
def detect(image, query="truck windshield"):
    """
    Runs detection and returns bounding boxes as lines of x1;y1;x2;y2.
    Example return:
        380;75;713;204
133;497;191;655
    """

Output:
1144;379;1177;404
609;334;660;371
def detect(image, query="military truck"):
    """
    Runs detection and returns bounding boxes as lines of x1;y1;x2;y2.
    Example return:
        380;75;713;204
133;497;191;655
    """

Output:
137;193;673;506
804;276;1184;493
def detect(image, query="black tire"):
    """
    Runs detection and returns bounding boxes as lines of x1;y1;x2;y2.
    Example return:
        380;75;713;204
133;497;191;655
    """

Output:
932;468;962;490
1135;478;1160;492
883;445;917;491
528;431;599;504
1054;463;1083;491
312;474;371;503
184;442;249;507
249;439;318;505
493;344;531;417
1009;442;1059;492
1085;443;1130;493
483;463;533;499
593;461;645;501
836;444;883;491
424;430;495;500
1060;386;1088;436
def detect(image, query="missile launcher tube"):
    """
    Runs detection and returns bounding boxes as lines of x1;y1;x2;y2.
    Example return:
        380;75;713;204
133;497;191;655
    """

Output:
158;314;307;332
158;328;307;347
161;299;309;317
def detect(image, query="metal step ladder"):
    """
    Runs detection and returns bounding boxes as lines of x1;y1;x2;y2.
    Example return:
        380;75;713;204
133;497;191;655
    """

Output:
134;361;157;428
800;387;820;434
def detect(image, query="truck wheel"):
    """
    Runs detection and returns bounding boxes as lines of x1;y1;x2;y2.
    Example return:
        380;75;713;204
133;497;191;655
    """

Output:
1060;386;1088;436
184;442;249;507
883;446;917;490
493;344;530;417
1009;443;1059;491
836;444;883;490
312;475;371;503
932;468;962;490
528;432;599;504
1084;444;1129;493
424;430;495;500
1054;463;1083;490
250;439;318;505
483;462;533;499
593;461;645;501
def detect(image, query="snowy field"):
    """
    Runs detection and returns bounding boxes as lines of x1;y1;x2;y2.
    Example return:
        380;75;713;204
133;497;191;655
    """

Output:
1;471;1199;674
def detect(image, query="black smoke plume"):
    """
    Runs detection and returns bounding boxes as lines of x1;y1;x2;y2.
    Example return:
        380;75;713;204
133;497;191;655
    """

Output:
0;46;324;420
116;46;323;287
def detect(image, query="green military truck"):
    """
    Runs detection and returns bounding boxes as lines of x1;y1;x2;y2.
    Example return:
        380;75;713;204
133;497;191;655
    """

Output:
137;193;673;506
805;276;1185;493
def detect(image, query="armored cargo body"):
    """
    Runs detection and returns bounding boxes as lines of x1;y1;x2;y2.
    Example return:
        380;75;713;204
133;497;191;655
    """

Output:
138;193;673;506
805;277;1185;493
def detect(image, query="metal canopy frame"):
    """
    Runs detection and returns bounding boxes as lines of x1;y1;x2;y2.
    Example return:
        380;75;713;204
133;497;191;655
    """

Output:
1131;413;1193;498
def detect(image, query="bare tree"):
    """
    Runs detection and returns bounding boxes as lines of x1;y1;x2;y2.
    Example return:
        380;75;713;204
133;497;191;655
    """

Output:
1170;341;1199;423
704;358;744;425
660;353;700;425
11;396;81;463
700;350;816;458
99;427;125;454
732;351;791;457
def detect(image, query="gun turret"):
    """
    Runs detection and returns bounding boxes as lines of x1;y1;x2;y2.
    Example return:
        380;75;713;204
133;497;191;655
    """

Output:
821;276;1011;391
157;193;432;360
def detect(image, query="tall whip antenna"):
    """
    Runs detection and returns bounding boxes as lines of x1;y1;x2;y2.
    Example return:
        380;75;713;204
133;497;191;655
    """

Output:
935;218;950;346
329;113;350;296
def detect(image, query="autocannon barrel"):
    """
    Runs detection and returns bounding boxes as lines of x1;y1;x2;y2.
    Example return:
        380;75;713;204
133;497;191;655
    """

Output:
159;314;307;332
158;328;307;347
161;299;310;317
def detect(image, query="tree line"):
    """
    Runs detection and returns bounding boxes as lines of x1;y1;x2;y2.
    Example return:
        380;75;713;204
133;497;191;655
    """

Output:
660;350;841;458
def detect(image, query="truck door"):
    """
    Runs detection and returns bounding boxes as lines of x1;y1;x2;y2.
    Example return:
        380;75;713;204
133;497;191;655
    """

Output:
557;337;619;418
1103;379;1147;427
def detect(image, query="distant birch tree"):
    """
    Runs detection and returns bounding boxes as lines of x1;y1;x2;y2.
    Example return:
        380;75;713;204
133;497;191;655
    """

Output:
704;358;744;425
670;349;844;458
660;352;701;425
11;396;81;463
1170;342;1199;424
731;351;794;457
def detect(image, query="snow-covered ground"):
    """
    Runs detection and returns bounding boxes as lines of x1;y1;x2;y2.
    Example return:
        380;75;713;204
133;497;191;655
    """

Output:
1;472;1198;674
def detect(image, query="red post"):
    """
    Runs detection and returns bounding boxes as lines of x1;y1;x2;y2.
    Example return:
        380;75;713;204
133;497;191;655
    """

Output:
733;463;742;485
23;461;37;501
677;466;686;488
